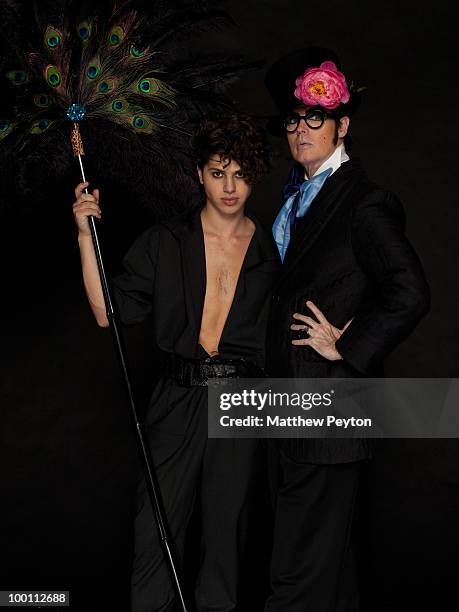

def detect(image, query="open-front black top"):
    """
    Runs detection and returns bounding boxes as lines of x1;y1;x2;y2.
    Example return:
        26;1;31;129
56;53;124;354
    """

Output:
112;207;279;368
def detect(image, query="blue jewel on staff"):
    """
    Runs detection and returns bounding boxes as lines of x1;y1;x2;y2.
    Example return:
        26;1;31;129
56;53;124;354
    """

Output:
66;103;87;122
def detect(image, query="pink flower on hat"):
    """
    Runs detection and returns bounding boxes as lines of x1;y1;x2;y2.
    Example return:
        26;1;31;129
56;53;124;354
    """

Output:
294;61;350;110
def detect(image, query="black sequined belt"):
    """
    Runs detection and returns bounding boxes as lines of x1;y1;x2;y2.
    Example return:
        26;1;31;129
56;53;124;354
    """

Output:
164;353;265;387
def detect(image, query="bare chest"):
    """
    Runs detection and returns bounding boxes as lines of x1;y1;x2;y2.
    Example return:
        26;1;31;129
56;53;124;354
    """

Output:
198;233;253;355
205;239;249;300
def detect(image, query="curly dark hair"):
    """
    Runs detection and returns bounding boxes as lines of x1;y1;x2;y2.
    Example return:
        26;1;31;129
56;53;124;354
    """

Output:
192;113;271;184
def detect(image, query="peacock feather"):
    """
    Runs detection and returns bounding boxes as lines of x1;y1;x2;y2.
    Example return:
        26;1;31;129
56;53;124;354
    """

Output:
0;0;255;216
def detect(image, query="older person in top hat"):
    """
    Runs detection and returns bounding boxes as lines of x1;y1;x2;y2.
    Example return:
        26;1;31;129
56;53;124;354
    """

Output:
264;47;430;611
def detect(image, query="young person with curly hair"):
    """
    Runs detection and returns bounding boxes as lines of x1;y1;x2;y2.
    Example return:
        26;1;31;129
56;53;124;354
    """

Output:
72;114;277;612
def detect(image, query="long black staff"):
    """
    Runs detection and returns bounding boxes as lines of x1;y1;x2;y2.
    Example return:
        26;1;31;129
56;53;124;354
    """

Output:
71;121;188;612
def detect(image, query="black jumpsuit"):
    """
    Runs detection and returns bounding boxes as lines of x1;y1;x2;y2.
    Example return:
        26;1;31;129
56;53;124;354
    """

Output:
112;207;278;612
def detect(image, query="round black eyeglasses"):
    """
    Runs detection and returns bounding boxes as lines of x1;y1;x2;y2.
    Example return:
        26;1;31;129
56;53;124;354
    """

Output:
283;109;334;132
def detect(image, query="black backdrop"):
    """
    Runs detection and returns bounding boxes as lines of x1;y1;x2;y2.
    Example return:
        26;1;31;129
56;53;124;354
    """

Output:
1;0;458;610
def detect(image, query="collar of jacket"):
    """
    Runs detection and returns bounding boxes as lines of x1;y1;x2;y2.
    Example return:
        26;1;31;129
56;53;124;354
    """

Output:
277;158;368;285
160;205;279;269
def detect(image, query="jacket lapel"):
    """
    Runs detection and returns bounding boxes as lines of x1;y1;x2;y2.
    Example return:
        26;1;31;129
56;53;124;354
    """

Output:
244;214;280;271
161;208;206;336
279;160;366;286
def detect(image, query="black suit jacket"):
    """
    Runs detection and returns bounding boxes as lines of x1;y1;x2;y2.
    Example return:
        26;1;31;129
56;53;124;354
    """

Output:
267;159;430;463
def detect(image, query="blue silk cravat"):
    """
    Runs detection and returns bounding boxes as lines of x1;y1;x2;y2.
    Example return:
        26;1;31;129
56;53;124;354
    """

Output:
272;167;332;261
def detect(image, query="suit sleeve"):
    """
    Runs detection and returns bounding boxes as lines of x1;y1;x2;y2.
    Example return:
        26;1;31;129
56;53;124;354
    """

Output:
111;225;161;325
335;189;430;374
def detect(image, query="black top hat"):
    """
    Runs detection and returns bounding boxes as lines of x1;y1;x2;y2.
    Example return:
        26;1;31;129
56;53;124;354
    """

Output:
265;46;361;135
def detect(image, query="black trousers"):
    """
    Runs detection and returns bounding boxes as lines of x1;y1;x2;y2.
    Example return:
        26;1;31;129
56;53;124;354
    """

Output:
131;377;262;612
265;448;361;612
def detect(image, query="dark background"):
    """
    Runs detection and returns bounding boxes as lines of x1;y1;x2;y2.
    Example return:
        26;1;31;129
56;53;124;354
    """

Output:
1;0;458;610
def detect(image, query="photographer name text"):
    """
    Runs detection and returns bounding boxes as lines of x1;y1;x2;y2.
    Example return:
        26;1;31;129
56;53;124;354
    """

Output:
219;415;372;429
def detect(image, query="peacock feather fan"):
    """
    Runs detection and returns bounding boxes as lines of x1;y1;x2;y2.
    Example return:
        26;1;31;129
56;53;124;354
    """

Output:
0;0;256;217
